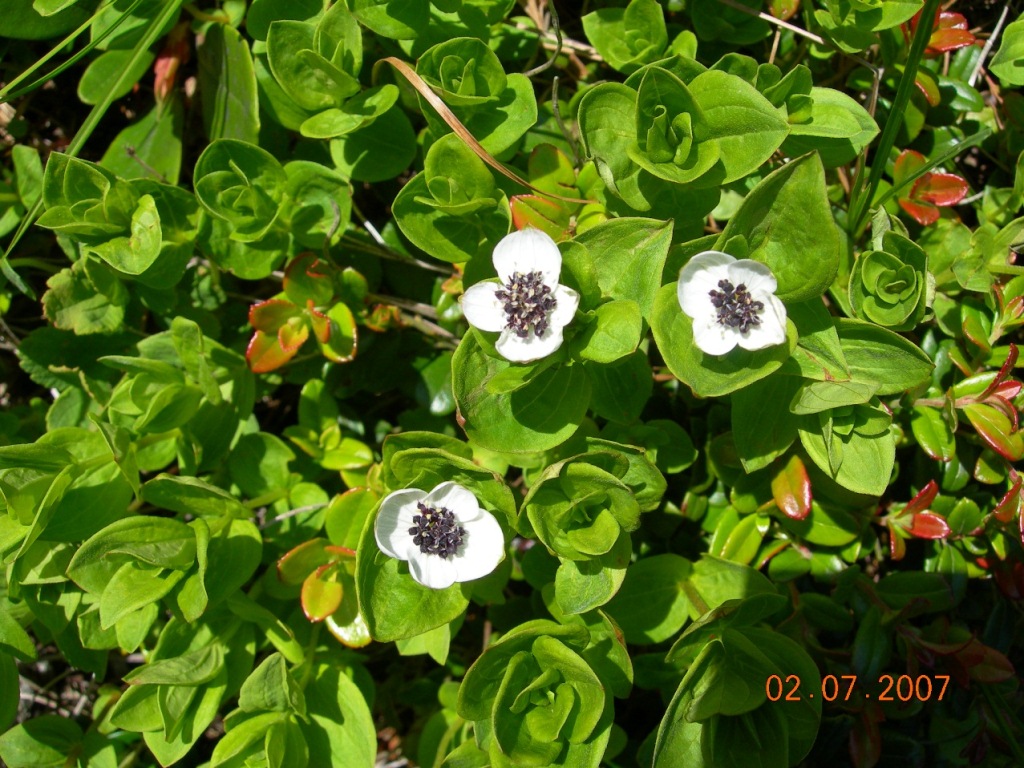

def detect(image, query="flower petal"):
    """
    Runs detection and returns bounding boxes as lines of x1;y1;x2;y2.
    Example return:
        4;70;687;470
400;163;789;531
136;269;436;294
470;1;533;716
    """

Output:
424;482;480;516
691;312;739;356
492;228;562;286
452;509;505;583
678;251;734;318
495;326;565;363
408;554;459;590
374;488;426;561
727;259;777;296
461;282;507;332
737;295;788;351
549;284;580;329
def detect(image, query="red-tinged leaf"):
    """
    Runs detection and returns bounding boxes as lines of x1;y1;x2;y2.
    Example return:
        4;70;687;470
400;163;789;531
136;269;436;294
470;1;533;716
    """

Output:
986;344;1019;395
913;69;941;106
365;304;401;332
769;0;800;21
277;538;333;586
902;479;940;517
912;172;969;206
963;403;1024;461
893;149;928;187
302;564;343;622
994;477;1023;524
993;561;1024;599
154;22;190;105
278;317;310;353
912;634;974;657
249;298;300;333
526;144;579;197
898;197;939;226
319;302;357;363
927;13;975;53
247;329;298;373
993;379;1023;400
927;27;976;53
308;303;330;343
961;312;992;354
907;511;951;539
985;395;1020;431
888;522;907;561
284;252;334;307
963;639;1015;683
510;194;571;242
849;704;883;768
771;454;812;520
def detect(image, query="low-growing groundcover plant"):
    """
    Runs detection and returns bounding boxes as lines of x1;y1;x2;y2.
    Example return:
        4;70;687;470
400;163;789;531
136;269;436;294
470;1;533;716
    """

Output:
0;0;1023;766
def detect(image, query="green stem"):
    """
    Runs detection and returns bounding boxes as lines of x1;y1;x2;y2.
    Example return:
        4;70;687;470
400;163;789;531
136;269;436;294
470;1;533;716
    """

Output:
847;0;943;237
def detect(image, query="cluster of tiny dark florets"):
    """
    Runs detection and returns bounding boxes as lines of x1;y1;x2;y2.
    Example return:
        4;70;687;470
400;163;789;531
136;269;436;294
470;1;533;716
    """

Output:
408;502;465;559
709;279;764;333
496;270;556;338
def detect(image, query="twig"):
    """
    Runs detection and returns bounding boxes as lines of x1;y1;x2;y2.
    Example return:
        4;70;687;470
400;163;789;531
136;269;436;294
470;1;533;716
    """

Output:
523;0;563;78
716;0;881;75
969;2;1012;88
260;503;329;529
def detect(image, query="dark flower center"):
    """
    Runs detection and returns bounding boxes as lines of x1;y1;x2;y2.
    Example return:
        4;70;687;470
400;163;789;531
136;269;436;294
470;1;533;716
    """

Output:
496;271;556;338
709;279;764;333
408;502;465;559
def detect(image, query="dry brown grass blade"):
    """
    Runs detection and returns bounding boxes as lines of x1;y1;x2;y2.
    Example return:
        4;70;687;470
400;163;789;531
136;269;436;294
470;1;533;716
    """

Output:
378;56;595;206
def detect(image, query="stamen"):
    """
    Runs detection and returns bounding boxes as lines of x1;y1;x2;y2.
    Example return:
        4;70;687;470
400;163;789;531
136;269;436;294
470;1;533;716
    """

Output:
708;279;764;333
496;270;557;338
408;502;465;559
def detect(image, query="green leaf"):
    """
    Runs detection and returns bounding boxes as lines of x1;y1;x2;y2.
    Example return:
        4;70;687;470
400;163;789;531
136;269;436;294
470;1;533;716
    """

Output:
452;333;590;454
197;22;261;143
576;300;643;363
329;105;416;182
731;373;803;472
581;0;668;74
554;532;632;615
142;474;247;518
77;49;155;105
717;153;838;303
239;653;306;715
605;554;692;644
0;716;83;768
42;259;128;334
990;18;1024;87
100;561;184;629
300;664;376;768
687;69;790;186
194;139;287;241
124;644;224;686
835;318;933;394
573;217;673;321
68;516;198;595
0;608;36;661
101;101;184;185
91;193;161;275
783;87;879;167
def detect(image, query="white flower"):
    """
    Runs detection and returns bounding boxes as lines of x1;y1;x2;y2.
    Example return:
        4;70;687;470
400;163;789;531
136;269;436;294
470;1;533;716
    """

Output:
677;250;787;356
374;481;505;590
461;228;580;363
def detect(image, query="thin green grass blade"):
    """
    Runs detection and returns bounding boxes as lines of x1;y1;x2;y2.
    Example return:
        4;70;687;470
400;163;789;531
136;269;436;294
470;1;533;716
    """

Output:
1;0;186;298
848;0;944;236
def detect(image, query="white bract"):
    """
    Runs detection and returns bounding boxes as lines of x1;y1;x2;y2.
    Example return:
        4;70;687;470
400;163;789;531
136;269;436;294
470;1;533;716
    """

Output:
677;250;787;355
374;481;505;590
461;228;580;363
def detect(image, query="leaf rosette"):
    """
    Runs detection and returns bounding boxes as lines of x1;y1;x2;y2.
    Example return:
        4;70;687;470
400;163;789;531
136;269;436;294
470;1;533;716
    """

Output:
849;232;930;331
457;620;612;768
519;443;664;562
